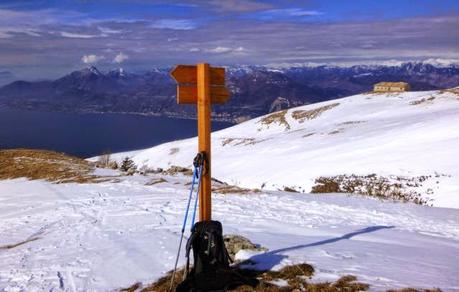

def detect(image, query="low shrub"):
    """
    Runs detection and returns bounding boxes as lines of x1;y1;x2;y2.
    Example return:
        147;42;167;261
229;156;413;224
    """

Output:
311;174;432;205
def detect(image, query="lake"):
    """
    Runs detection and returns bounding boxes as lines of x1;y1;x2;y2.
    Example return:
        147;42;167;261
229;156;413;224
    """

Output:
0;109;233;158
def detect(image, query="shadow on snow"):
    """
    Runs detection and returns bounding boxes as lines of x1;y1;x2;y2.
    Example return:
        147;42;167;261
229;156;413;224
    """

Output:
243;225;395;271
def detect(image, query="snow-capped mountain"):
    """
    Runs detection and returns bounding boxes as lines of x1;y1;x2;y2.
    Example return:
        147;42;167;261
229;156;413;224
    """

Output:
109;88;459;208
1;62;458;122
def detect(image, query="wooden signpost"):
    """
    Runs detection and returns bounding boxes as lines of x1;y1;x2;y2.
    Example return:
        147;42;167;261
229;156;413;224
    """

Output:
170;63;230;221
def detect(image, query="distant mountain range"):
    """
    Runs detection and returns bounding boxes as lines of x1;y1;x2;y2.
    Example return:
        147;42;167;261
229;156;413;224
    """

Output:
0;62;458;122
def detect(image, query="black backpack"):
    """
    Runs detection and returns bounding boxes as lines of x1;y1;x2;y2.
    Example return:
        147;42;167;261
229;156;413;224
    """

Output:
176;220;257;291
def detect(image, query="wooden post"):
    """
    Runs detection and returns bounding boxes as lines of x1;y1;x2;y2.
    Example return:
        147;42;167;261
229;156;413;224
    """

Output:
170;63;229;222
197;63;212;221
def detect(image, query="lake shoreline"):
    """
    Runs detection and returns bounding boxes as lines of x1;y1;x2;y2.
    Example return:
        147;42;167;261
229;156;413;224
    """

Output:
0;108;233;158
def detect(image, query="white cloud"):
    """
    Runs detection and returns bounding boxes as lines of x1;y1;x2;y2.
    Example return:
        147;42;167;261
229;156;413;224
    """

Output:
114;52;129;63
61;31;99;39
285;9;323;16
262;8;323;17
81;54;105;64
98;27;123;34
0;28;41;38
151;19;197;30
207;46;247;54
208;46;233;53
189;48;200;52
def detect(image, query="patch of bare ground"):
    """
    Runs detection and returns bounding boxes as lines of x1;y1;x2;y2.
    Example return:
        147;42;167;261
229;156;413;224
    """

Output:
362;91;375;95
311;174;440;205
440;87;459;95
210;178;261;194
409;96;436;105
0;149;112;183
145;177;167;186
0;236;40;250
131;264;371;292
328;128;344;135
213;184;261;195
222;138;269;147
291;103;340;123
283;186;299;193
387;289;442;292
338;120;366;126
120;282;141;292
185;179;260;194
258;110;290;131
164;165;193;176
169;148;180;155
302;132;315;138
121;234;439;292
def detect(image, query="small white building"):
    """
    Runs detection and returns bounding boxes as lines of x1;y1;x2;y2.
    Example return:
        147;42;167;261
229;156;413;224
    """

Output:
374;82;411;92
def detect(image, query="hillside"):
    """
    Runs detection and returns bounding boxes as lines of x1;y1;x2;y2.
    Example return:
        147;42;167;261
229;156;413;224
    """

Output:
2;91;459;290
1;62;459;122
108;88;459;208
1;89;459;291
1;162;458;290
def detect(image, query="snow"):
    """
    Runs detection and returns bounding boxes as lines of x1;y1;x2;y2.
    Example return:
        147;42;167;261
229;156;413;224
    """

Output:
2;89;459;290
106;89;459;208
265;58;459;68
1;174;458;291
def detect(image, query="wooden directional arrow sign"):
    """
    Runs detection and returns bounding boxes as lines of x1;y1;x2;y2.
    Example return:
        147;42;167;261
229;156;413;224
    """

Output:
170;65;230;104
170;63;231;222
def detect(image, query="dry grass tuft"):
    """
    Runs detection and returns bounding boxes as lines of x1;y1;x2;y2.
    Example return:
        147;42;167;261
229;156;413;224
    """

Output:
139;269;183;292
409;96;436;105
440;87;459;95
302;132;315;138
164;165;193;176
120;282;142;292
213;184;261;195
328;128;344;135
291;103;339;123
311;174;434;205
0;149;106;183
138;263;372;292
0;236;41;250
222;138;268;147
338;120;366;126
145;177;167;186
222;138;236;146
283;186;299;193
262;263;314;281
169;148;180;155
258;110;290;130
387;288;442;292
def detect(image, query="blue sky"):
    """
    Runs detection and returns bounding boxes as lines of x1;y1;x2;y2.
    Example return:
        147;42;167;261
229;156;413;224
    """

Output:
0;0;458;84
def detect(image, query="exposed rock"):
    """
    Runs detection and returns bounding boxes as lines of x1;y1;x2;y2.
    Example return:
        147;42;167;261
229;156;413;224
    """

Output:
223;234;268;260
269;96;290;113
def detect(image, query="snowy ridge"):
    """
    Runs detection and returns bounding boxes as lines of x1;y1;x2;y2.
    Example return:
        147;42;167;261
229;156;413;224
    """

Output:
108;89;459;208
265;58;459;69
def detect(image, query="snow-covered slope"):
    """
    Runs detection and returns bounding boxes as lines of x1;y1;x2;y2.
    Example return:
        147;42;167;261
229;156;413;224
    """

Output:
3;88;459;289
1;175;458;291
108;89;459;208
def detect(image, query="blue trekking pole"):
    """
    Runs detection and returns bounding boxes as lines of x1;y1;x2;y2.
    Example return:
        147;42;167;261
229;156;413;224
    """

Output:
169;153;205;291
